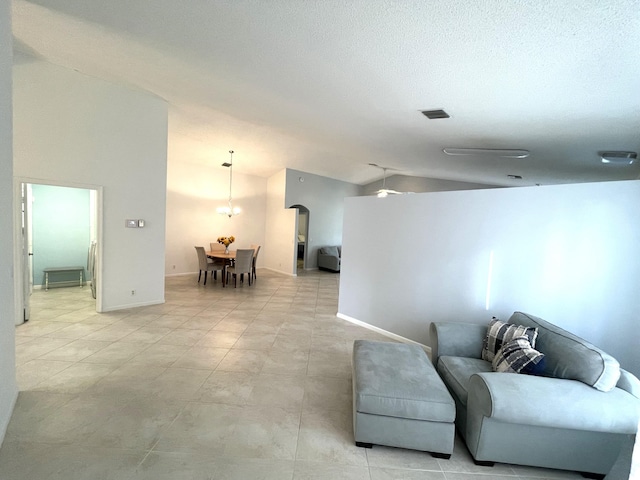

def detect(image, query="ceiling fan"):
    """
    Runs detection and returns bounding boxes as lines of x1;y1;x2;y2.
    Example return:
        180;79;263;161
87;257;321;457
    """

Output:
368;163;405;197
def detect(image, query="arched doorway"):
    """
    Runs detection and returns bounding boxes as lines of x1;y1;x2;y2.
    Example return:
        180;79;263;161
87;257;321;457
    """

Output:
289;204;309;275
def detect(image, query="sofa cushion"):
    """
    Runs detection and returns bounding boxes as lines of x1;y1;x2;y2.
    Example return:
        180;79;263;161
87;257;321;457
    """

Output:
437;356;492;407
482;317;539;363
509;312;621;392
492;336;545;374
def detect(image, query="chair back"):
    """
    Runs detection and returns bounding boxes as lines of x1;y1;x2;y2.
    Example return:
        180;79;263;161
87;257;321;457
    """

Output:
250;244;261;260
210;243;225;252
234;249;254;273
194;246;209;270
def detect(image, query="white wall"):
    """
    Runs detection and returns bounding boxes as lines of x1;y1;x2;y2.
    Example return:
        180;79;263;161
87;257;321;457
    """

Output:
264;170;297;275
285;169;361;269
165;154;267;275
0;0;18;446
13;58;168;311
339;180;640;376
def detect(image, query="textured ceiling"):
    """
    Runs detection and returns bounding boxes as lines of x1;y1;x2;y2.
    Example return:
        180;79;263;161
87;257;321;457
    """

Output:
11;0;640;186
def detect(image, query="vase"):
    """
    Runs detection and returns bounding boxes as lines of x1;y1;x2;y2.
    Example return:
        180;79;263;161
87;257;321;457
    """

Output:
225;246;229;254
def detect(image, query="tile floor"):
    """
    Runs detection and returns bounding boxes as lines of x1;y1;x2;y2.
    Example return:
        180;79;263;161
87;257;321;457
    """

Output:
0;269;585;479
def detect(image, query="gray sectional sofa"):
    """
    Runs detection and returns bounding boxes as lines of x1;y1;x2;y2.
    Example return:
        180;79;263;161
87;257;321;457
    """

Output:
317;246;341;272
430;312;640;477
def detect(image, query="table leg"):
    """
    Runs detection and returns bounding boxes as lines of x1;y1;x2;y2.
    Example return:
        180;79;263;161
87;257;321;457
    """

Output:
45;272;49;291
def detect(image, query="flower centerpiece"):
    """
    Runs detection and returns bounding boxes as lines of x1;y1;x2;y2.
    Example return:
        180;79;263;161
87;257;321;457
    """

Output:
217;235;235;254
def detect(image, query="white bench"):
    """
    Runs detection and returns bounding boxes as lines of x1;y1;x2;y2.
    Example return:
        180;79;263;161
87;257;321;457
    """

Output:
43;266;84;291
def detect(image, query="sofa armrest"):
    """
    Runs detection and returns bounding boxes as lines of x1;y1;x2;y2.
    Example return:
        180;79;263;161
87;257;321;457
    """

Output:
617;369;640;400
429;322;486;365
468;372;640;433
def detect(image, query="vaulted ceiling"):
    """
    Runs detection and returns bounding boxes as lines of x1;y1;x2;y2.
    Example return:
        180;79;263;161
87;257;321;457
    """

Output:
12;0;640;186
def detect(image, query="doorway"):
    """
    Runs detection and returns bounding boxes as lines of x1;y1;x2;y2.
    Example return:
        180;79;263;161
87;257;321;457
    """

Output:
18;180;101;325
290;204;309;275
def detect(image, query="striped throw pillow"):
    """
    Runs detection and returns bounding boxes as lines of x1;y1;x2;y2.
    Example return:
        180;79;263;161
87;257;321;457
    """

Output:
492;336;545;374
482;317;539;363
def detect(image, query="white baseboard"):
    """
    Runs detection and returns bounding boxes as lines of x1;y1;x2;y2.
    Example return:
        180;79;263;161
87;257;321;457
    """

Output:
167;269;299;279
101;299;164;312
33;282;88;290
165;272;196;278
337;312;431;353
262;267;297;277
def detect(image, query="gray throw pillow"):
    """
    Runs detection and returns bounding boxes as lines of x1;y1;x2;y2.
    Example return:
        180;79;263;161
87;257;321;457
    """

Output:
492;335;545;374
482;317;539;363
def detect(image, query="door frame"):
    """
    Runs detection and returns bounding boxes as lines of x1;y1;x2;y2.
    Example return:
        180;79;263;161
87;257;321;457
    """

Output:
20;183;32;323
13;177;104;323
289;204;310;274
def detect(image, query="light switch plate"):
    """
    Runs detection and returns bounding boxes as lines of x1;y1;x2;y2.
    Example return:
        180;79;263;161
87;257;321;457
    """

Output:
126;219;138;228
137;219;145;228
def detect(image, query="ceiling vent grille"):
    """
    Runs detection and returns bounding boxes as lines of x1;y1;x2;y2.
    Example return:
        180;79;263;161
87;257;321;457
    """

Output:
421;109;450;119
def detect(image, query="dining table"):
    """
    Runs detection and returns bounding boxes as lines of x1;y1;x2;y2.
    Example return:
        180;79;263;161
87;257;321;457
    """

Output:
206;250;236;287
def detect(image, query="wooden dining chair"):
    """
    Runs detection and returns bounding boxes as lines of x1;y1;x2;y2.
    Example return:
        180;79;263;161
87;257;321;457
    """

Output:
224;249;254;288
250;244;261;282
195;246;224;285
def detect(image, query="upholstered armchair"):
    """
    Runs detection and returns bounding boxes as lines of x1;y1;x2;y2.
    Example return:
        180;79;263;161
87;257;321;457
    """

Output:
318;246;341;272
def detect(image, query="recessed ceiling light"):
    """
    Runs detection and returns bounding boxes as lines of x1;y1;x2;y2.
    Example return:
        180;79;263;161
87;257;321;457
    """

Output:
421;109;450;119
443;148;530;158
599;151;637;164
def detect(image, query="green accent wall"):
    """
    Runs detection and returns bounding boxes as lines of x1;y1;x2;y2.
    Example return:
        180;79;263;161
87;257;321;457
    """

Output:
32;184;90;287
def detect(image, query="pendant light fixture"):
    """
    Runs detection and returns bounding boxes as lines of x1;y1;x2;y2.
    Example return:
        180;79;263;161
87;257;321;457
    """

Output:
217;150;241;217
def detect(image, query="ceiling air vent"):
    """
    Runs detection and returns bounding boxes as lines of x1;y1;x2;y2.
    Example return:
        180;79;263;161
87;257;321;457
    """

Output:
507;175;523;180
421;109;450;119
